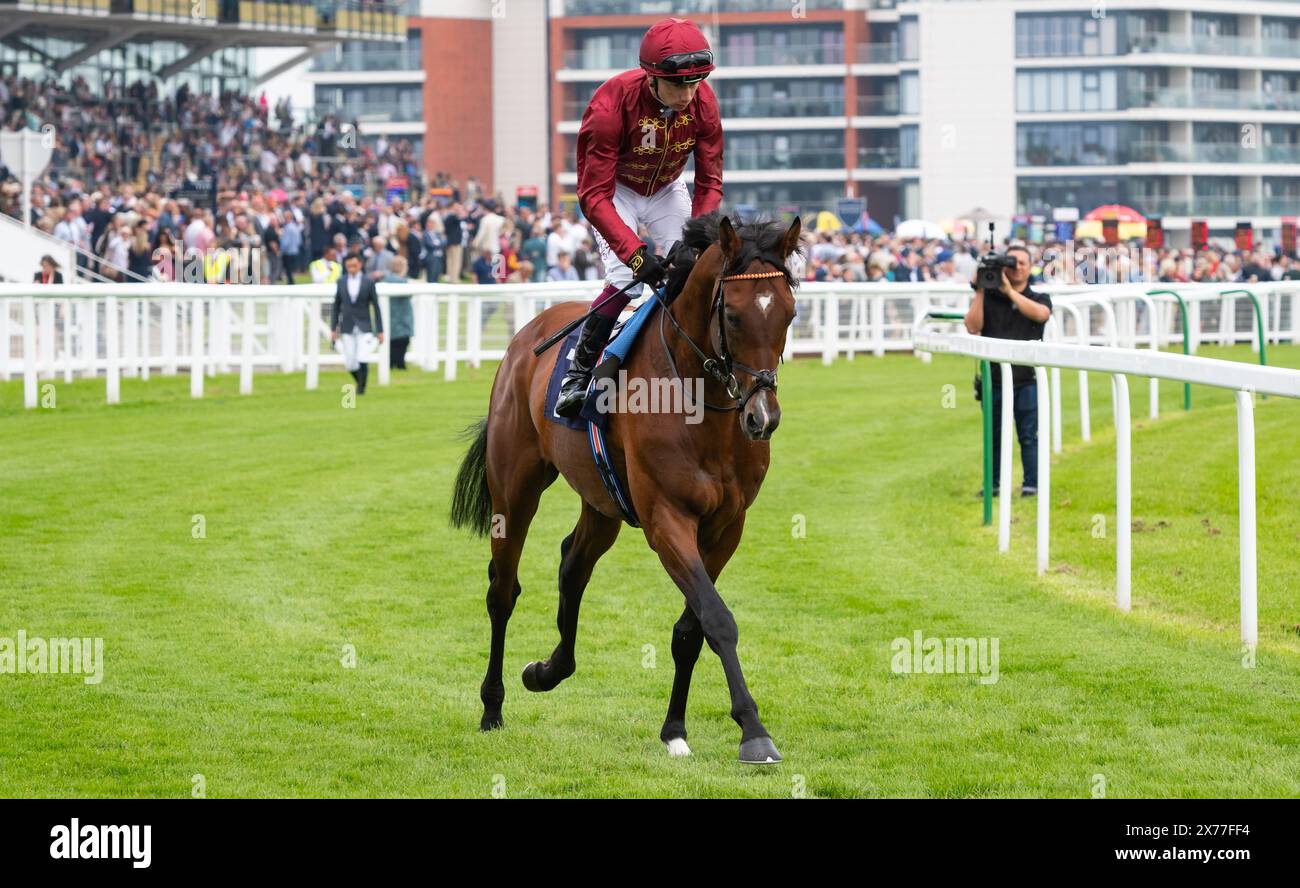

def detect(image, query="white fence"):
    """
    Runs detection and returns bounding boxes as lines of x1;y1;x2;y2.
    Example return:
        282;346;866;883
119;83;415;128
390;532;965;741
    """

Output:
2;280;1299;409
914;324;1300;654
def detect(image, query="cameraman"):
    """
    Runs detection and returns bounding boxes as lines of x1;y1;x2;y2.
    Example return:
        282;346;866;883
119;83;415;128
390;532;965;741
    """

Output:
965;245;1052;497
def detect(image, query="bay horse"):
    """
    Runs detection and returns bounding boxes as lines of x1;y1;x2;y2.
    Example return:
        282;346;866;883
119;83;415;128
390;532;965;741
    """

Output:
450;211;802;763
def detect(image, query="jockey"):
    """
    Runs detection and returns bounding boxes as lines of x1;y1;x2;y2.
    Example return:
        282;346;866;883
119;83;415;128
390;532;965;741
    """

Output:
554;16;723;418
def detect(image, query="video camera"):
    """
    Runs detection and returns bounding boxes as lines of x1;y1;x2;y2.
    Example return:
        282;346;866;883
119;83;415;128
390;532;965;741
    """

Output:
975;222;1017;293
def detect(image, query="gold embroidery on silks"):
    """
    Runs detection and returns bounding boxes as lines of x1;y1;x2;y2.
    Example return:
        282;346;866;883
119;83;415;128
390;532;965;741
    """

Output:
674;113;694;128
625;161;656;170
632;145;664;155
667;137;696;153
623;173;651;184
638;116;669;131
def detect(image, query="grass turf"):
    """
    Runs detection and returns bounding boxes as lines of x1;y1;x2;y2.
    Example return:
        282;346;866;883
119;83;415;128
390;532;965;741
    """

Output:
0;343;1298;798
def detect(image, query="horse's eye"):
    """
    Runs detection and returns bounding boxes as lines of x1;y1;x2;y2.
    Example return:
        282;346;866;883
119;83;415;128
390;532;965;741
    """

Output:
725;308;741;328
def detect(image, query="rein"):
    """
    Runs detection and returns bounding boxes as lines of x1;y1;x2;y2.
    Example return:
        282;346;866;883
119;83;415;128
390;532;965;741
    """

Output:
655;263;786;413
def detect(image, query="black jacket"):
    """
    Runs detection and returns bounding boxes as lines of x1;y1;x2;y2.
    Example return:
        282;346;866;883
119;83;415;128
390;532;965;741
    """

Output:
331;275;384;334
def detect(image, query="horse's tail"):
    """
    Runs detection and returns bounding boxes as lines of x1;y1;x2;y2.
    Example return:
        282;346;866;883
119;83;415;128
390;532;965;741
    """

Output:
450;417;492;537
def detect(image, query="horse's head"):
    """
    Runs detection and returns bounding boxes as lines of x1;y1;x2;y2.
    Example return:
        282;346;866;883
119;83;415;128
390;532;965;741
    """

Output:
705;214;802;441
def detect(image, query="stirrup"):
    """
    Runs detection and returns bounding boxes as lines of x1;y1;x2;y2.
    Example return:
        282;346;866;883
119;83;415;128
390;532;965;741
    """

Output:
555;373;591;418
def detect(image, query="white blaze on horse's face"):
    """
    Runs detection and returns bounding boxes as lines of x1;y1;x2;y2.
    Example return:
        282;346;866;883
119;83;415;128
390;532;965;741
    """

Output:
756;290;774;315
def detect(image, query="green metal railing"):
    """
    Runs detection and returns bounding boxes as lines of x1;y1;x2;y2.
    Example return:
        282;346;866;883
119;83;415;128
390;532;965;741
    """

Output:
1145;289;1191;410
926;309;994;526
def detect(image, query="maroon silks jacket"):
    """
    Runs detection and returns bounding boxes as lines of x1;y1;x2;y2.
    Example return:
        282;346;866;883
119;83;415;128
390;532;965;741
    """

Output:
575;69;724;265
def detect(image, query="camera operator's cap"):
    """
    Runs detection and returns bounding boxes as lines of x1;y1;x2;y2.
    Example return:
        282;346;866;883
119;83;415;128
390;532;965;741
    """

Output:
640;18;714;83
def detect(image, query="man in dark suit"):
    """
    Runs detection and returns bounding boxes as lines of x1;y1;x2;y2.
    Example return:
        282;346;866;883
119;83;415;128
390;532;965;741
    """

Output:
330;252;385;394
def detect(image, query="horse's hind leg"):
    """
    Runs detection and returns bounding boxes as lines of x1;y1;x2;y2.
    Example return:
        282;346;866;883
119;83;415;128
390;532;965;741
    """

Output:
522;500;621;693
480;447;555;731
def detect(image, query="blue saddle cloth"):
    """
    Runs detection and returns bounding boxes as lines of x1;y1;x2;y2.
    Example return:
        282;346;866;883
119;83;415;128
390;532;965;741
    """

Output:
543;295;660;431
542;293;661;526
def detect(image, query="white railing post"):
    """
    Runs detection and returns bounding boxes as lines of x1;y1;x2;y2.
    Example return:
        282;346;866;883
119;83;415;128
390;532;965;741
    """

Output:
428;295;441;372
306;301;320;391
21;296;37;408
1036;366;1050;576
61;299;73;384
872;296;885;358
190;298;205;399
1236;389;1257;654
0;298;10;383
280;297;294;373
83;299;97;379
822;295;837;366
468;295;482;370
444;295;459;382
1113;374;1131;612
37;299;53;381
1050;366;1063;454
139;300;150;382
1079;370;1091;442
123;299;138;379
105;295;120;405
379;292;392;386
163;298;177;375
998;363;1013;553
240;299;254;394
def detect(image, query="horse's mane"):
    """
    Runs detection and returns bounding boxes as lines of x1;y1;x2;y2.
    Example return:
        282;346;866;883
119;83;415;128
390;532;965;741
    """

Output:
663;211;802;303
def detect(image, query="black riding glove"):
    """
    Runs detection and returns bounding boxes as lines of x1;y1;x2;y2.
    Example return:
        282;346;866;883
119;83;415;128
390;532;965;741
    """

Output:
627;244;666;286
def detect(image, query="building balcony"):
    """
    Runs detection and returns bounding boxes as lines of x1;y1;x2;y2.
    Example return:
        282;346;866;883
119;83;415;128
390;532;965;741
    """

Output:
1017;31;1300;60
560;0;842;14
1137;197;1300;217
727;149;846;171
855;42;899;64
561;42;845;70
315;101;423;124
5;0;405;41
857;146;903;169
856;95;901;116
311;47;422;73
1018;141;1300;167
717;96;844;118
1128;87;1300;114
1128;32;1300;60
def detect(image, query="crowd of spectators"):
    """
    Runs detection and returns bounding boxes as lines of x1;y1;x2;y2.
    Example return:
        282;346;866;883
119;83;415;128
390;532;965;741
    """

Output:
0;74;424;282
799;230;1300;287
3;71;1296;289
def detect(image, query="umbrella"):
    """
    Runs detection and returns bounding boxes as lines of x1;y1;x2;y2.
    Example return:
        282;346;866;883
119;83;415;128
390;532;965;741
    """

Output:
815;210;842;233
854;215;883;236
894;219;946;240
1084;204;1146;223
269;188;289;203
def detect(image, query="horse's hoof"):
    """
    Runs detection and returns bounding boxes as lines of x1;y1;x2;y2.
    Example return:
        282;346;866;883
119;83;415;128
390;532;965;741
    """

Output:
480;713;503;732
521;661;545;692
665;737;691;757
739;736;782;764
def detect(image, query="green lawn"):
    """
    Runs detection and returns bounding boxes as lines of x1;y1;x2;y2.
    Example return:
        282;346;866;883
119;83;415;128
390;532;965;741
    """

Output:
1;344;1298;798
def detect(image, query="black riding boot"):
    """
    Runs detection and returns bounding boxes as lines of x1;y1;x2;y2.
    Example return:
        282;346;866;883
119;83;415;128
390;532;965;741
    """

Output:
554;313;617;418
357;363;368;394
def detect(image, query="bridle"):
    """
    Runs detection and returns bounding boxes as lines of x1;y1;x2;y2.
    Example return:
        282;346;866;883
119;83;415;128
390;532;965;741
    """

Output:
655;262;787;413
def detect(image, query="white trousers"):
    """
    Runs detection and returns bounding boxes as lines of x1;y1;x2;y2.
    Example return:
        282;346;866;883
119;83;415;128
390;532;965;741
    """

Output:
339;326;376;372
592;177;691;297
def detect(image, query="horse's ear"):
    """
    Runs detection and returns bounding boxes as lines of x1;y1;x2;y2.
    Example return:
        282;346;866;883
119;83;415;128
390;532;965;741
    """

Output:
782;215;802;258
719;215;740;262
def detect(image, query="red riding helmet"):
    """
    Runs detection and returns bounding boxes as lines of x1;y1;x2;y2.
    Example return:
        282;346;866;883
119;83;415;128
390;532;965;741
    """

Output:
639;17;714;83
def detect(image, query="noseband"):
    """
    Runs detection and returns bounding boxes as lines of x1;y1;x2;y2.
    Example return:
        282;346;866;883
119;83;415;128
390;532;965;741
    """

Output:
656;264;787;412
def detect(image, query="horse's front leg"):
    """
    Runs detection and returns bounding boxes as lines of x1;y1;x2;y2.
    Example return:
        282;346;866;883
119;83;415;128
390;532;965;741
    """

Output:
648;510;780;764
660;515;746;758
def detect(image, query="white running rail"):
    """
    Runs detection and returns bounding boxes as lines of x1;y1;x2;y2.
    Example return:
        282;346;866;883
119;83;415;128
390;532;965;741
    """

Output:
913;326;1300;656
